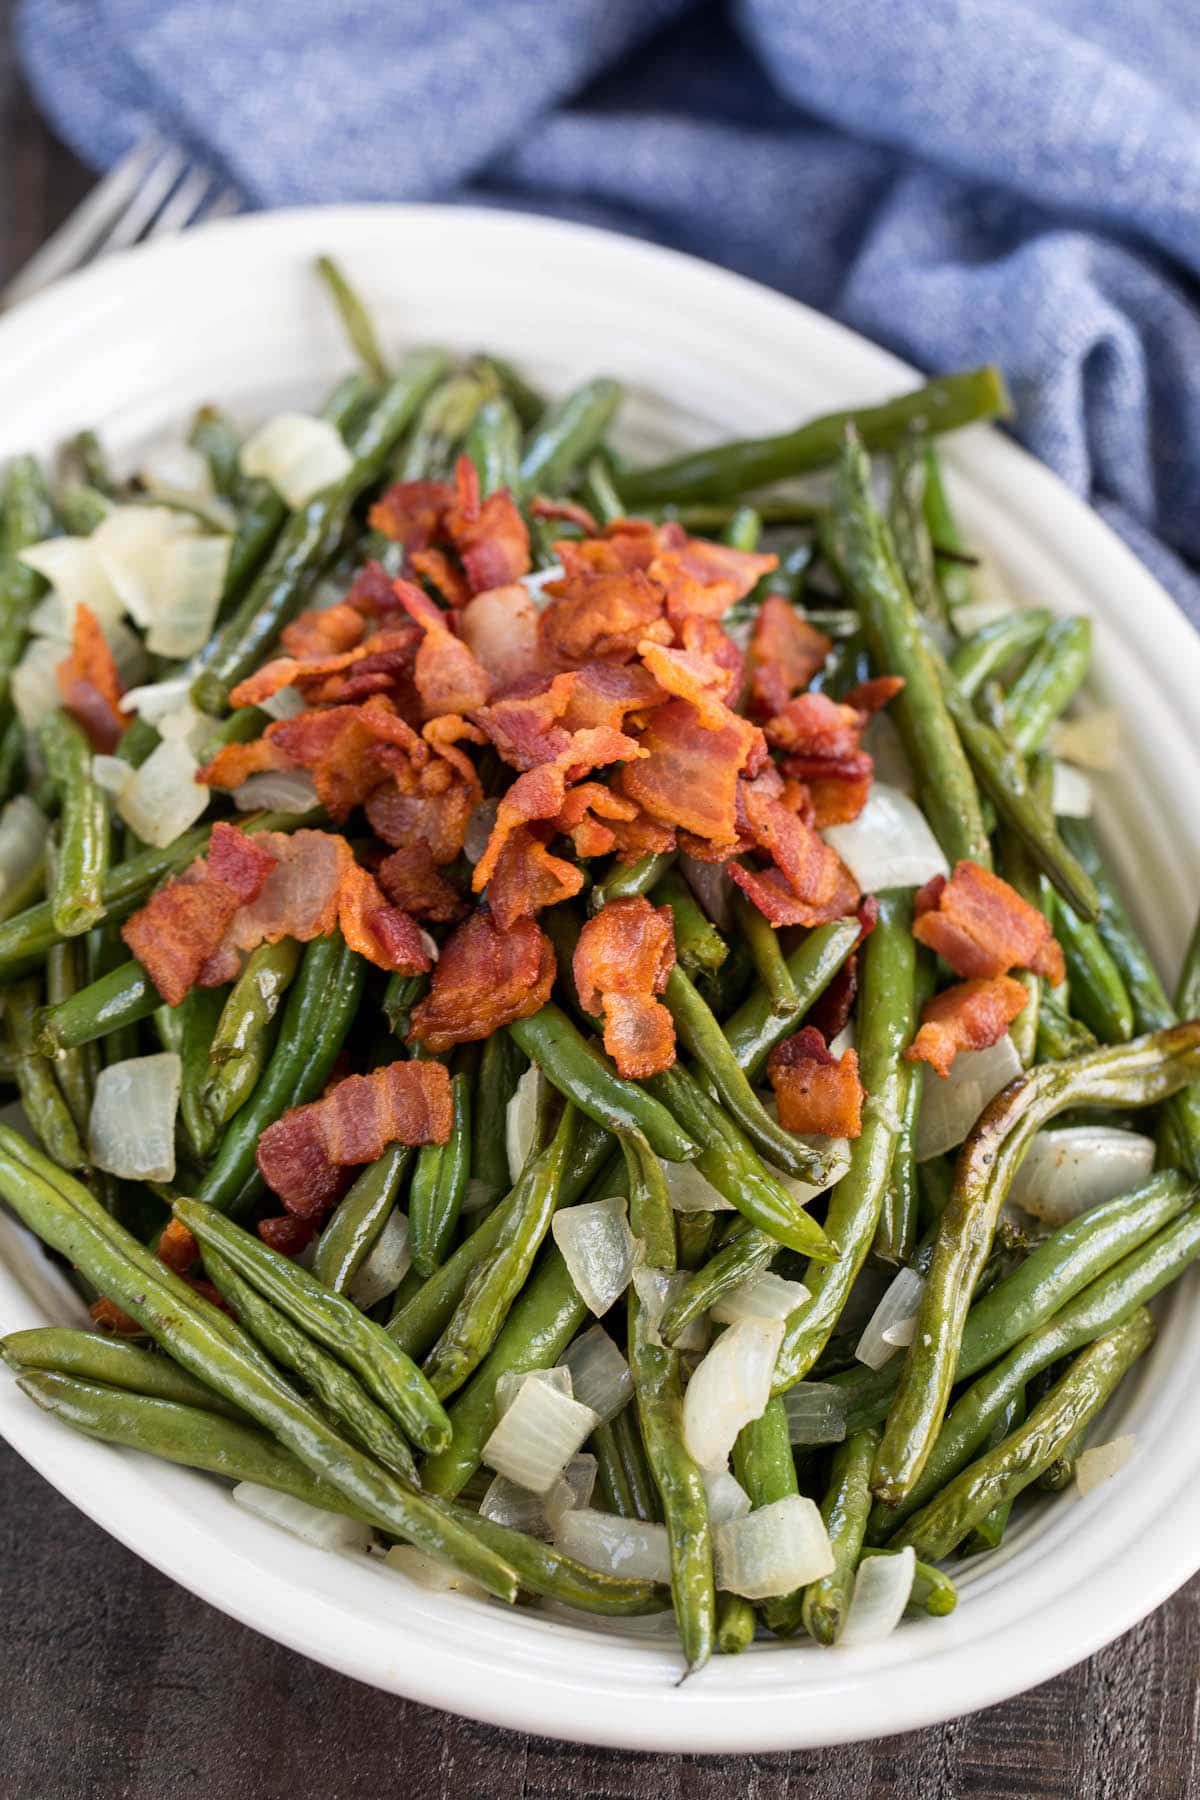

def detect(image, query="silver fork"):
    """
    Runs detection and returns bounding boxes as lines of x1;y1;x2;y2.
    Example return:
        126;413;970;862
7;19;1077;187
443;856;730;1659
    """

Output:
1;131;241;310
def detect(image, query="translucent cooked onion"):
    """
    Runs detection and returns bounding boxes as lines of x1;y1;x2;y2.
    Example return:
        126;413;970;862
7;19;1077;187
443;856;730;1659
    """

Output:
18;536;122;623
777;1137;853;1207
1048;709;1119;771
680;854;736;934
661;1157;735;1212
1075;1433;1137;1496
232;1481;373;1554
120;675;193;725
480;1473;556;1538
143;531;231;657
703;1467;752;1527
682;1318;784;1471
915;1034;1022;1162
493;1366;573;1419
1009;1127;1157;1225
139;441;215;500
631;1266;708;1353
555;1509;671;1583
854;1267;926;1370
0;795;48;907
1050;760;1093;818
259;683;306;722
463;797;500;864
548;1453;599;1529
951;593;1014;636
91;505;195;624
557;1325;633;1423
232;769;319;815
89;1052;181;1181
839;1546;916;1647
506;1064;544;1182
714;1495;834;1600
12;637;70;733
239;412;354;509
383;1545;485;1596
482;1377;599;1495
552;1195;638;1316
711;1271;809;1325
114;737;209;848
823;783;949;893
782;1382;848;1446
347;1209;411;1312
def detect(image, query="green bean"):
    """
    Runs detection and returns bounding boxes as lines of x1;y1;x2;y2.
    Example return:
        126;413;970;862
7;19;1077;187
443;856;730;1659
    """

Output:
580;455;626;527
1178;910;1200;1020
611;1402;662;1524
920;445;975;616
1;1326;243;1417
731;1395;804;1635
43;899;97;1138
1006;618;1092;754
628;1283;714;1674
397;367;498;481
382;969;428;1040
721;916;863;1082
660;1222;773;1346
950;609;1053;698
520;378;622;498
192;352;448;711
888;444;947;631
38;712;107;937
874;1026;1200;1505
175;1194;450;1454
675;1210;716;1271
802;1426;878;1645
592;1418;636;1517
56;482;110;536
469;1030;524;1214
772;892;918;1395
732;888;797;1015
201;1245;419;1482
464;394;522;496
485;356;546;430
202;938;301;1129
0;714;24;804
874;1057;923;1267
509;1005;696;1162
188;405;243;499
1036;1419;1086;1494
590;851;677;910
1036;994;1097;1062
653;868;729;979
34;958;159;1055
858;1546;958;1615
0;1133;519;1601
410;1056;474;1277
4;976;85;1169
716;1593;757;1654
961;1388;1026;1553
177;986;226;1159
621;368;1010;508
1051;891;1135;1044
315;255;390;384
0;456;54;709
195;934;364;1217
620;1127;675;1269
835;437;990;867
891;1310;1154;1560
311;1144;413;1295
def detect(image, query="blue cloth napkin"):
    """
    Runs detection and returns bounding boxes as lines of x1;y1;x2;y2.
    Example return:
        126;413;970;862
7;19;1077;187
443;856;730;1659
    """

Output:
17;0;1200;626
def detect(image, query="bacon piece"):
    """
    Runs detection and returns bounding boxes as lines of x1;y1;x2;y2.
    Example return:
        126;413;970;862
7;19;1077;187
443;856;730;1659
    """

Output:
747;595;831;718
229;647;370;709
89;1298;142;1334
391;579;492;717
555;780;639;861
472;672;576;770
905;975;1031;1078
619;699;762;845
607;810;677;862
540;568;671;665
558;661;665;733
459;583;541;689
531;495;600;534
472;727;641;891
198;736;293;790
368;477;453;549
345;561;411;621
378;843;466;922
729;857;860;930
156;1219;199;1276
298;629;420;709
553;518;685;579
257;1060;453;1215
337;861;430;975
281;602;366;660
735;769;860;925
767;1027;864;1138
409;911;555;1053
843;674;905;715
769;690;878;827
649;539;778;626
122;823;276;1006
444;457;531;594
637;635;735;731
485;825;584;930
913;862;1065;985
807;956;859;1043
258;1214;317;1256
264;706;388;820
56;603;125;752
361;712;483;865
410;546;471;608
573;896;677;1079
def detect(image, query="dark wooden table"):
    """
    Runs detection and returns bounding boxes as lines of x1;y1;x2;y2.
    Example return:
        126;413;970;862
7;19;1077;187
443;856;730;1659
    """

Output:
2;17;1199;1798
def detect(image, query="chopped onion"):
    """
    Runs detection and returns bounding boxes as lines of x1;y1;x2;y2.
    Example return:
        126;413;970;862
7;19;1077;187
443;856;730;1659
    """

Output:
480;1473;555;1538
0;795;48;906
18;536;121;622
494;1366;573;1419
1075;1433;1137;1496
915;1034;1021;1162
383;1544;484;1596
143;532;231;656
232;1481;373;1554
862;710;913;793
114;737;209;848
506;1064;544;1182
778;1137;853;1207
240;412;354;509
91;505;193;624
483;1378;599;1494
120;674;193;725
259;683;306;722
823;783;949;893
157;702;209;750
839;1263;891;1335
1009;1127;1157;1225
712;1271;809;1325
1050;760;1093;818
631;1266;708;1353
782;1382;848;1446
556;1324;632;1423
463;797;500;864
682;1318;784;1471
12;636;69;732
89;1052;181;1181
347;1209;411;1312
552;1194;637;1316
661;1157;734;1212
854;1267;926;1370
839;1546;915;1647
680;854;735;934
139;441;215;500
232;769;319;815
703;1467;752;1526
548;1453;599;1529
518;564;564;610
555;1509;671;1583
1048;708;1119;771
714;1495;834;1599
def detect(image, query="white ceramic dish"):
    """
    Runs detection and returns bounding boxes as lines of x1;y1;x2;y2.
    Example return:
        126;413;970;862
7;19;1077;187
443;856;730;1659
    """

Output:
1;205;1199;1753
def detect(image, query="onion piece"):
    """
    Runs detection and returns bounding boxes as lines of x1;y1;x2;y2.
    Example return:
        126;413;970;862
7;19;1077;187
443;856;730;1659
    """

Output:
1008;1126;1157;1225
823;783;949;893
120;674;193;725
682;1318;784;1471
18;536;122;622
232;1481;373;1554
140;441;215;499
494;1366;573;1419
714;1494;834;1599
557;1325;633;1424
518;564;564;611
552;1195;637;1317
114;737;209;848
239;412;354;509
91;505;193;624
778;1137;853;1207
951;591;1014;636
143;532;231;657
555;1509;671;1583
915;1034;1021;1162
703;1467;752;1527
483;1377;599;1495
259;683;306;722
88;1052;181;1181
680;854;735;934
782;1382;848;1446
506;1064;544;1182
839;1545;916;1647
661;1157;735;1213
479;1473;555;1538
0;796;48;908
1048;709;1119;771
347;1209;411;1312
383;1544;485;1596
631;1266;708;1354
1050;760;1093;818
12;637;70;733
1075;1433;1137;1496
711;1271;809;1325
854;1267;926;1370
232;769;319;815
548;1453;599;1530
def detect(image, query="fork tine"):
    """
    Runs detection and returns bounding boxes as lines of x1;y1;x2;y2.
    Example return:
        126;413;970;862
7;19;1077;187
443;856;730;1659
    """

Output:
1;132;166;307
145;164;214;239
97;140;191;253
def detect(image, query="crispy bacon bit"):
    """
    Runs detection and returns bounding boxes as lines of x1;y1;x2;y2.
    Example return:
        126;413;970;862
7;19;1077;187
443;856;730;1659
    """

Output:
914;862;1066;985
281;602;366;661
472;727;641;893
157;1218;200;1276
767;1027;864;1138
857;895;881;938
252;705;389;820
905;975;1031;1078
391;579;492;717
344;561;406;620
473;673;577;770
485;825;584;930
409;911;555;1053
637;636;734;731
620;699;761;846
555;780;639;861
89;1297;142;1334
540;568;671;665
122;822;275;1006
733;771;861;927
558;661;665;734
767;690;880;828
258;1214;317;1256
843;674;905;715
807;956;858;1042
648;539;777;626
530;495;600;534
445;458;531;594
257;1060;453;1216
410;546;471;609
748;596;832;718
377;843;466;921
459;584;541;689
337;861;430;975
56;603;125;752
229;647;370;709
573;896;676;1079
368;477;453;549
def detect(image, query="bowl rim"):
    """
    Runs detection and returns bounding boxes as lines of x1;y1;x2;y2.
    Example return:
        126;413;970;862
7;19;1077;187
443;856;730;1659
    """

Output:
2;200;1199;1754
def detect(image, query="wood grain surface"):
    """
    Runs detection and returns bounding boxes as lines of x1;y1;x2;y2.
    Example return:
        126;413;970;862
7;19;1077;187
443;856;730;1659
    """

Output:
1;14;1199;1797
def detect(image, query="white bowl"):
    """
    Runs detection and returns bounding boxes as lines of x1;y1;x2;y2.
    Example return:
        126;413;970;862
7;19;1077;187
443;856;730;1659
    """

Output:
1;205;1199;1753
